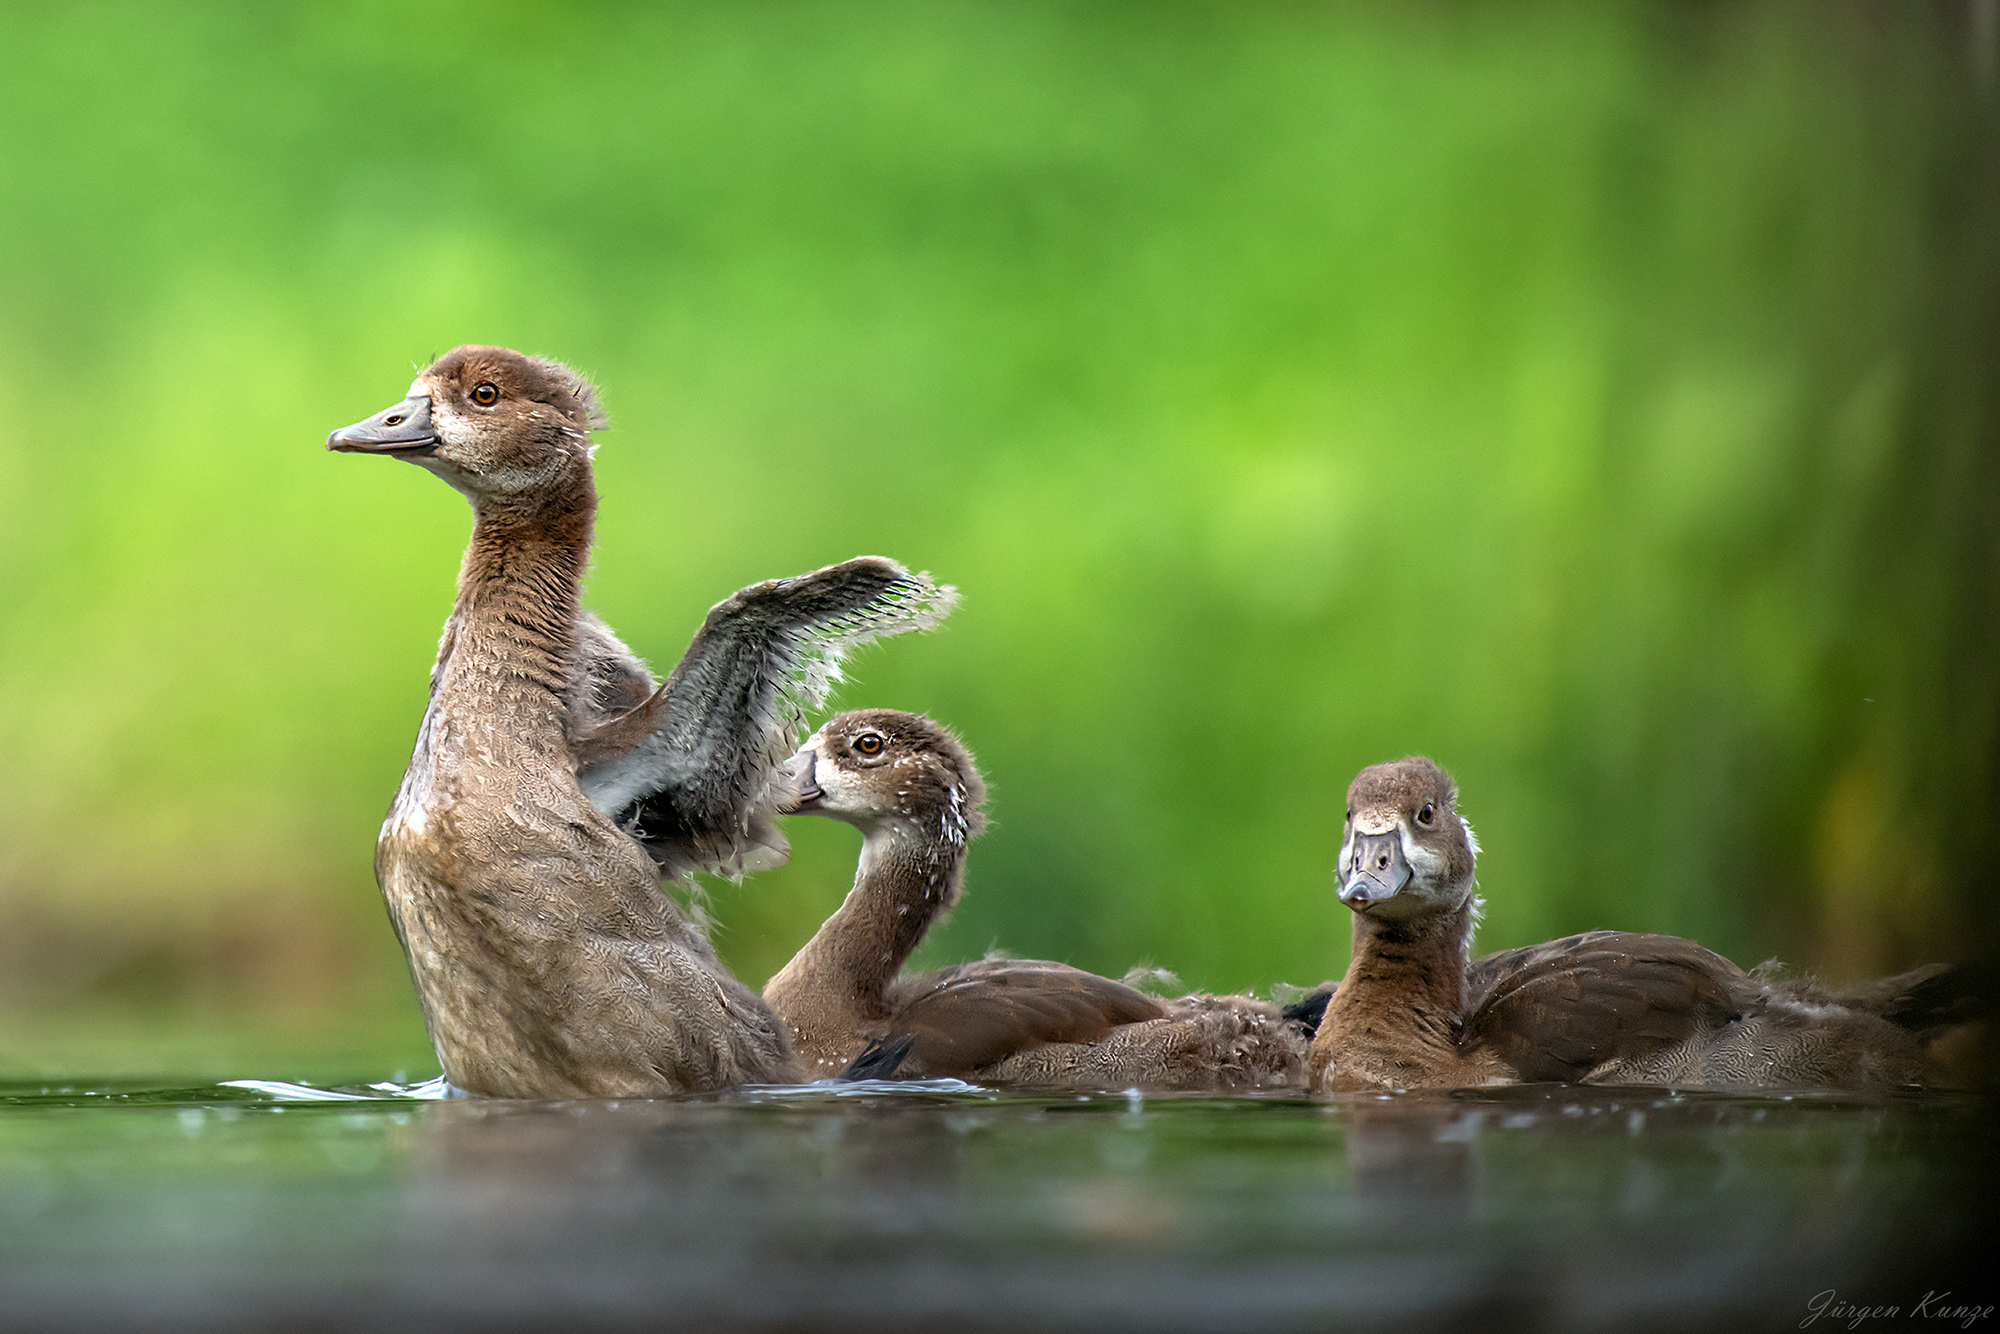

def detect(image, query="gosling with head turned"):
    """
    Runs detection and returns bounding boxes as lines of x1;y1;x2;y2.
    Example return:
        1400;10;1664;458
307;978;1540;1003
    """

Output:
765;709;1308;1089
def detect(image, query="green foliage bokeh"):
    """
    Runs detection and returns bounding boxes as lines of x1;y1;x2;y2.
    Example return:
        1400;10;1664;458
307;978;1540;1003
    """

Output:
1;2;1994;1075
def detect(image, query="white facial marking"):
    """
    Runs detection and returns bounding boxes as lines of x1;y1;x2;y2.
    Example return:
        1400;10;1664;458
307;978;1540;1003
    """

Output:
1401;828;1444;887
433;406;471;447
1355;811;1397;836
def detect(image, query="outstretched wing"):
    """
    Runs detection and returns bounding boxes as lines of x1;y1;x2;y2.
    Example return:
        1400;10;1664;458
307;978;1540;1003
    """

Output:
879;958;1167;1078
574;556;956;878
1462;931;1755;1082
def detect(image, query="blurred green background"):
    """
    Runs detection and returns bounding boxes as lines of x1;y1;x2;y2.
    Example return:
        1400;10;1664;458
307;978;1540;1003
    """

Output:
1;1;1994;1081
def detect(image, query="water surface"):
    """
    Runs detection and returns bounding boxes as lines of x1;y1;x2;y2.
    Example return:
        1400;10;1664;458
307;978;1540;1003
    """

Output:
0;1077;1987;1332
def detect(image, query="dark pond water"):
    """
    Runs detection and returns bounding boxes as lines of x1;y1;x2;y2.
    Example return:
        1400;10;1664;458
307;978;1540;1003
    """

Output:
0;1077;1990;1333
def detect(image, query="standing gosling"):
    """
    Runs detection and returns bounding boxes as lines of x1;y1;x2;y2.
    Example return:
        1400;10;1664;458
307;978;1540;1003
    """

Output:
328;346;949;1097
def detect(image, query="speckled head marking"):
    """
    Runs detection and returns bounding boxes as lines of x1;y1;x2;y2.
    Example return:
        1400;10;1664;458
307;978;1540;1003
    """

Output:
1336;756;1478;921
328;344;605;503
784;708;987;842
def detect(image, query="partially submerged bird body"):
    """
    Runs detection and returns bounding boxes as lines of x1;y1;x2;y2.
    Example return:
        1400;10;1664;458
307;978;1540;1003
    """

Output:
1309;757;1957;1094
764;710;1305;1089
329;346;951;1098
971;990;1305;1089
1460;931;1946;1089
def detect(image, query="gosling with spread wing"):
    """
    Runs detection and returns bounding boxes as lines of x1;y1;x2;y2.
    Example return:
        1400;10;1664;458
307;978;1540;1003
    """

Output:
327;346;951;1097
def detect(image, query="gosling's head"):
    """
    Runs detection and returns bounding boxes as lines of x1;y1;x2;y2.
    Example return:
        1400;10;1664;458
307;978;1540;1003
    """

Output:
782;709;987;844
1336;756;1478;922
327;345;605;504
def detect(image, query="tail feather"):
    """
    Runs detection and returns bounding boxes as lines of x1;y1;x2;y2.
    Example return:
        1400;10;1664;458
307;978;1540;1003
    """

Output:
839;1035;916;1081
1868;960;1998;1033
1278;985;1335;1036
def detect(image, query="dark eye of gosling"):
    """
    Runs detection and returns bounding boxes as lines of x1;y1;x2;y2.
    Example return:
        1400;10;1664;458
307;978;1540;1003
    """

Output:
853;732;884;757
1417;802;1435;826
471;383;499;406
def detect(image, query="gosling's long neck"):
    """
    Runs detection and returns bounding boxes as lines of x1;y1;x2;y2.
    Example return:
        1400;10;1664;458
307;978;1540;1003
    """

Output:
772;820;968;1019
429;472;598;747
1312;896;1477;1086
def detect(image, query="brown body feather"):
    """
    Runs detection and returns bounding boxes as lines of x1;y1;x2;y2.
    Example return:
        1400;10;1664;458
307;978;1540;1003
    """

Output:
881;958;1167;1075
980;992;1304;1088
1461;931;1754;1082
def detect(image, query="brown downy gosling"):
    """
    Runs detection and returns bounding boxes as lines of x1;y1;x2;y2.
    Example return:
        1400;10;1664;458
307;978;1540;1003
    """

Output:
764;710;1306;1089
1309;757;1972;1093
327;346;950;1098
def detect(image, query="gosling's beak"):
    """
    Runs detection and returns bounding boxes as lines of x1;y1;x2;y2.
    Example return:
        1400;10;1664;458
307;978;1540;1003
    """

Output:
1339;831;1411;911
328;395;437;456
776;749;825;815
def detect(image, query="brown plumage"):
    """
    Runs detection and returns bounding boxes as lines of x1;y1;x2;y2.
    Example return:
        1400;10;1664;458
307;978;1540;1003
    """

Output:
326;346;950;1097
1307;756;1967;1093
763;710;1306;1089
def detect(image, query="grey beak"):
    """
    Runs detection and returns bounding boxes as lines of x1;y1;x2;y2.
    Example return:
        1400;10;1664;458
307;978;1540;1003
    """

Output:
1340;832;1411;910
327;395;437;455
777;750;825;815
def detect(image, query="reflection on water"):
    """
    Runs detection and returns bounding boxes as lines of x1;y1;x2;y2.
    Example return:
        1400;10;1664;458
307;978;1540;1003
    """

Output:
0;1078;1988;1332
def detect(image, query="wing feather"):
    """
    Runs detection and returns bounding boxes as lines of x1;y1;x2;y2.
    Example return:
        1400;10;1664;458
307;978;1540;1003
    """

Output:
574;556;956;877
880;959;1167;1077
1463;931;1754;1082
